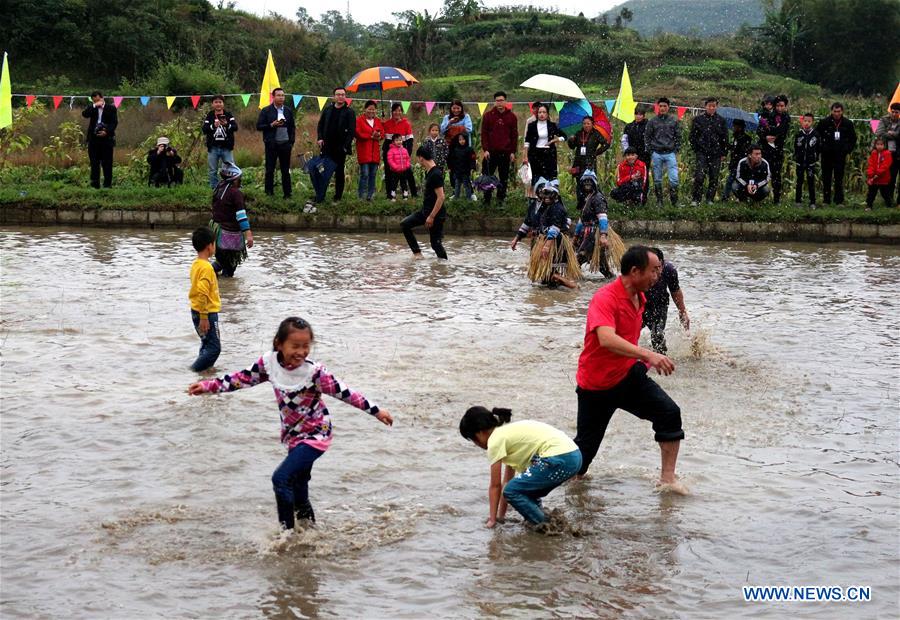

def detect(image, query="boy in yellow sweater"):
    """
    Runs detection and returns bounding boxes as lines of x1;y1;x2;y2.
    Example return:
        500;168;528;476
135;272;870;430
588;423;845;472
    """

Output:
189;227;221;371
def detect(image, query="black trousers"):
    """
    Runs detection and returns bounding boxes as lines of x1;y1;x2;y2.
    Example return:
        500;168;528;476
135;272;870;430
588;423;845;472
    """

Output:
763;148;785;203
610;181;644;204
401;210;447;259
866;184;891;208
88;139;114;188
889;155;900;205
691;152;722;202
387;168;416;198
264;142;293;197
795;165;816;204
483;152;511;204
528;148;557;183
574;363;684;475
643;305;669;354
821;153;847;204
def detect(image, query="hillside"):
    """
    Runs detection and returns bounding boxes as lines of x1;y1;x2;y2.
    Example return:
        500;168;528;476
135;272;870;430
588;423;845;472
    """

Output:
603;0;765;37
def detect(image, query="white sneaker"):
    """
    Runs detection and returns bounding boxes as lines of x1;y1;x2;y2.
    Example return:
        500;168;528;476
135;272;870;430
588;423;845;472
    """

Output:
403;191;410;199
471;194;478;202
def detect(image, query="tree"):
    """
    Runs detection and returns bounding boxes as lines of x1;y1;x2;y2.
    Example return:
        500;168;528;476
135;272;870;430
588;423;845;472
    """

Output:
295;7;314;29
441;0;484;22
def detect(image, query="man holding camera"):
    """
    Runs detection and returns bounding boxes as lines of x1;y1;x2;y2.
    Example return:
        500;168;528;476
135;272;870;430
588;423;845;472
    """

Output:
202;95;238;189
256;87;296;199
146;137;182;187
81;90;118;188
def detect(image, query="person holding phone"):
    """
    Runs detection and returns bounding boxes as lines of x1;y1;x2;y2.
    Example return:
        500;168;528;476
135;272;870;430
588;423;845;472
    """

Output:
257;88;296;199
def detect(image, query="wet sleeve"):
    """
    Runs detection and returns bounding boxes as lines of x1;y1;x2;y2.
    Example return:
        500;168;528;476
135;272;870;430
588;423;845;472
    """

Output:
314;365;380;415
201;356;269;393
666;264;680;294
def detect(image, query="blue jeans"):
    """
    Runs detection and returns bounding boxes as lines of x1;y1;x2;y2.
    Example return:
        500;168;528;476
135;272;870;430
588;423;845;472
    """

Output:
722;170;737;200
651;151;679;188
503;449;582;524
454;175;473;199
358;163;378;199
272;443;324;529
190;310;221;371
208;147;235;189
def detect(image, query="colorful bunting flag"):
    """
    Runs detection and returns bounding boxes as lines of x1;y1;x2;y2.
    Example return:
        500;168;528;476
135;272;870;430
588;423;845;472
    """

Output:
140;96;150;106
317;96;327;110
166;96;176;110
401;101;411;113
528;102;534;116
612;62;636;123
425;101;436;114
112;96;123;108
241;94;251;107
0;52;11;129
258;49;281;109
753;113;759;122
870;119;880;133
889;82;899;111
653;103;660;116
190;95;201;109
554;101;564;112
677;106;687;120
345;97;353;106
605;99;616;113
292;94;302;108
477;102;488;116
25;95;36;107
52;96;63;110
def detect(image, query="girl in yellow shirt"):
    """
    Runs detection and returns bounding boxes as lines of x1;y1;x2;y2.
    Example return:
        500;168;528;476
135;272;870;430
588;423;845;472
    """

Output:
459;406;581;529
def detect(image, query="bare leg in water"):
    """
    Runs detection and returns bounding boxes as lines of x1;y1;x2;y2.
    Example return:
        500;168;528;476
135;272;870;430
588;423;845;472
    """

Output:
657;440;688;494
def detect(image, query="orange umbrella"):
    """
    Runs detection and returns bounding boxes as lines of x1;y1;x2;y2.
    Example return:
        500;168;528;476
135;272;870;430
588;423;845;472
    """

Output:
345;66;418;93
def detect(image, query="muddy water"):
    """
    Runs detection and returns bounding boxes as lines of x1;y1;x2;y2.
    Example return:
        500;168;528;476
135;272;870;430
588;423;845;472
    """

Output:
1;228;897;619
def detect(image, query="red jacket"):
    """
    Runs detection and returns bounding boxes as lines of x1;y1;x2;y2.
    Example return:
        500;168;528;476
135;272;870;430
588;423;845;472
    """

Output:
355;116;384;164
616;159;647;186
480;106;519;154
387;143;411;173
867;150;892;185
383;117;413;141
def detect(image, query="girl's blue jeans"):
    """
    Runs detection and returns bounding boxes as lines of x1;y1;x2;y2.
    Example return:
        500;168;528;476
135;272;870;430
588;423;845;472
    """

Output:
272;443;324;530
503;449;582;524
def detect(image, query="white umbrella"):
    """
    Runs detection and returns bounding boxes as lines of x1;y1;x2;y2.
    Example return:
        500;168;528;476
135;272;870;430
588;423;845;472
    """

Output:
520;74;586;100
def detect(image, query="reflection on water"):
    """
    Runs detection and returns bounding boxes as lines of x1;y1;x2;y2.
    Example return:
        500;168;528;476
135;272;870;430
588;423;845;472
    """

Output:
1;228;898;618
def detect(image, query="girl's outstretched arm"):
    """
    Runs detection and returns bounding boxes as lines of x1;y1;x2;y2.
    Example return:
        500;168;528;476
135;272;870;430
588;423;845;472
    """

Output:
497;465;515;521
486;461;503;528
315;366;390;425
186;357;268;395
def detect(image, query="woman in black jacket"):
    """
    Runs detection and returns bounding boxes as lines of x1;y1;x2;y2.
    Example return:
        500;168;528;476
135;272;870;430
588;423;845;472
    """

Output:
523;103;566;182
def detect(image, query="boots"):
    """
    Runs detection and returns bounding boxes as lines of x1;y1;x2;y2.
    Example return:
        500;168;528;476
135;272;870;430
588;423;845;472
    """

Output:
654;184;664;207
669;185;679;206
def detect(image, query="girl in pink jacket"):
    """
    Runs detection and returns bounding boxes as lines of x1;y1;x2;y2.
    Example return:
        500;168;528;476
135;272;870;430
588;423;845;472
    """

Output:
387;134;415;201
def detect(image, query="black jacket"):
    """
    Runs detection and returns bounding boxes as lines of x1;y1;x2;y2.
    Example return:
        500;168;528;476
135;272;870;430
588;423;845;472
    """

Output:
147;146;182;177
757;111;791;153
736;157;771;188
727;131;753;172
644;114;681;154
448;144;476;176
816;115;857;157
256;104;296;145
793;128;821;169
203;110;238;151
566;128;609;173
316;103;356;156
524;120;566;155
689;112;728;157
622;118;649;159
81;102;118;143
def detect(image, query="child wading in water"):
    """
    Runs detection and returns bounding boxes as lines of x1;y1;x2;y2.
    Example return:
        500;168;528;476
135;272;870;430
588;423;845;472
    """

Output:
459;406;581;529
187;317;393;530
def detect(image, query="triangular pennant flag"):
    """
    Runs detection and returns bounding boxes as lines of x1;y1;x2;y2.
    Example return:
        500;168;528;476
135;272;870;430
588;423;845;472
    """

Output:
870;119;880;133
612;62;636;123
190;95;201;109
258;49;281;109
654;103;660;115
554;101;564;112
753;112;759;122
25;95;36;107
425;101;436;114
112;96;123;108
317;96;327;110
528;102;534;116
140;96;150;106
52;96;63;110
477;102;488;116
401;101;411;113
165;96;176;110
677;106;687;120
605;99;616;113
345;97;353;106
889;82;899;111
292;94;302;108
0;53;11;129
241;94;251;107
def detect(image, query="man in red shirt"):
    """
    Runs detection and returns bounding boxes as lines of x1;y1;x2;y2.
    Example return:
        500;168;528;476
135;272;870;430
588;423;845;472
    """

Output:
480;91;519;205
574;245;686;492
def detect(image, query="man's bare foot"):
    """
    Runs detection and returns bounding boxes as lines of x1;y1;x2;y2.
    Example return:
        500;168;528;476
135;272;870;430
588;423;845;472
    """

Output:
412;253;424;260
655;479;690;495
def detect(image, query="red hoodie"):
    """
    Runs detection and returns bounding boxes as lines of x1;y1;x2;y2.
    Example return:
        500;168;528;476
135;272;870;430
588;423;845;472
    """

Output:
616;159;647;186
867;150;892;185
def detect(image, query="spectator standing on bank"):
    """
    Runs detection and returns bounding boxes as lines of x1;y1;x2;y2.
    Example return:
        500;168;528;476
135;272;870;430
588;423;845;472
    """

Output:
644;98;682;207
315;87;356;203
383;103;417;199
875;102;900;205
480;91;519;206
82;90;118;189
757;95;791;203
622;105;651;169
816;102;857;205
568;115;610;208
202;94;238;189
689;97;728;205
355;100;383;201
793;113;821;208
257;87;295;199
865;137;893;210
722;119;752;201
523;103;566;182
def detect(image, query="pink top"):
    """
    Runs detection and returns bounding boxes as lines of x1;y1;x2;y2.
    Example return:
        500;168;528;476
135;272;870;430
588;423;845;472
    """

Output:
199;352;380;451
387;143;411;173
